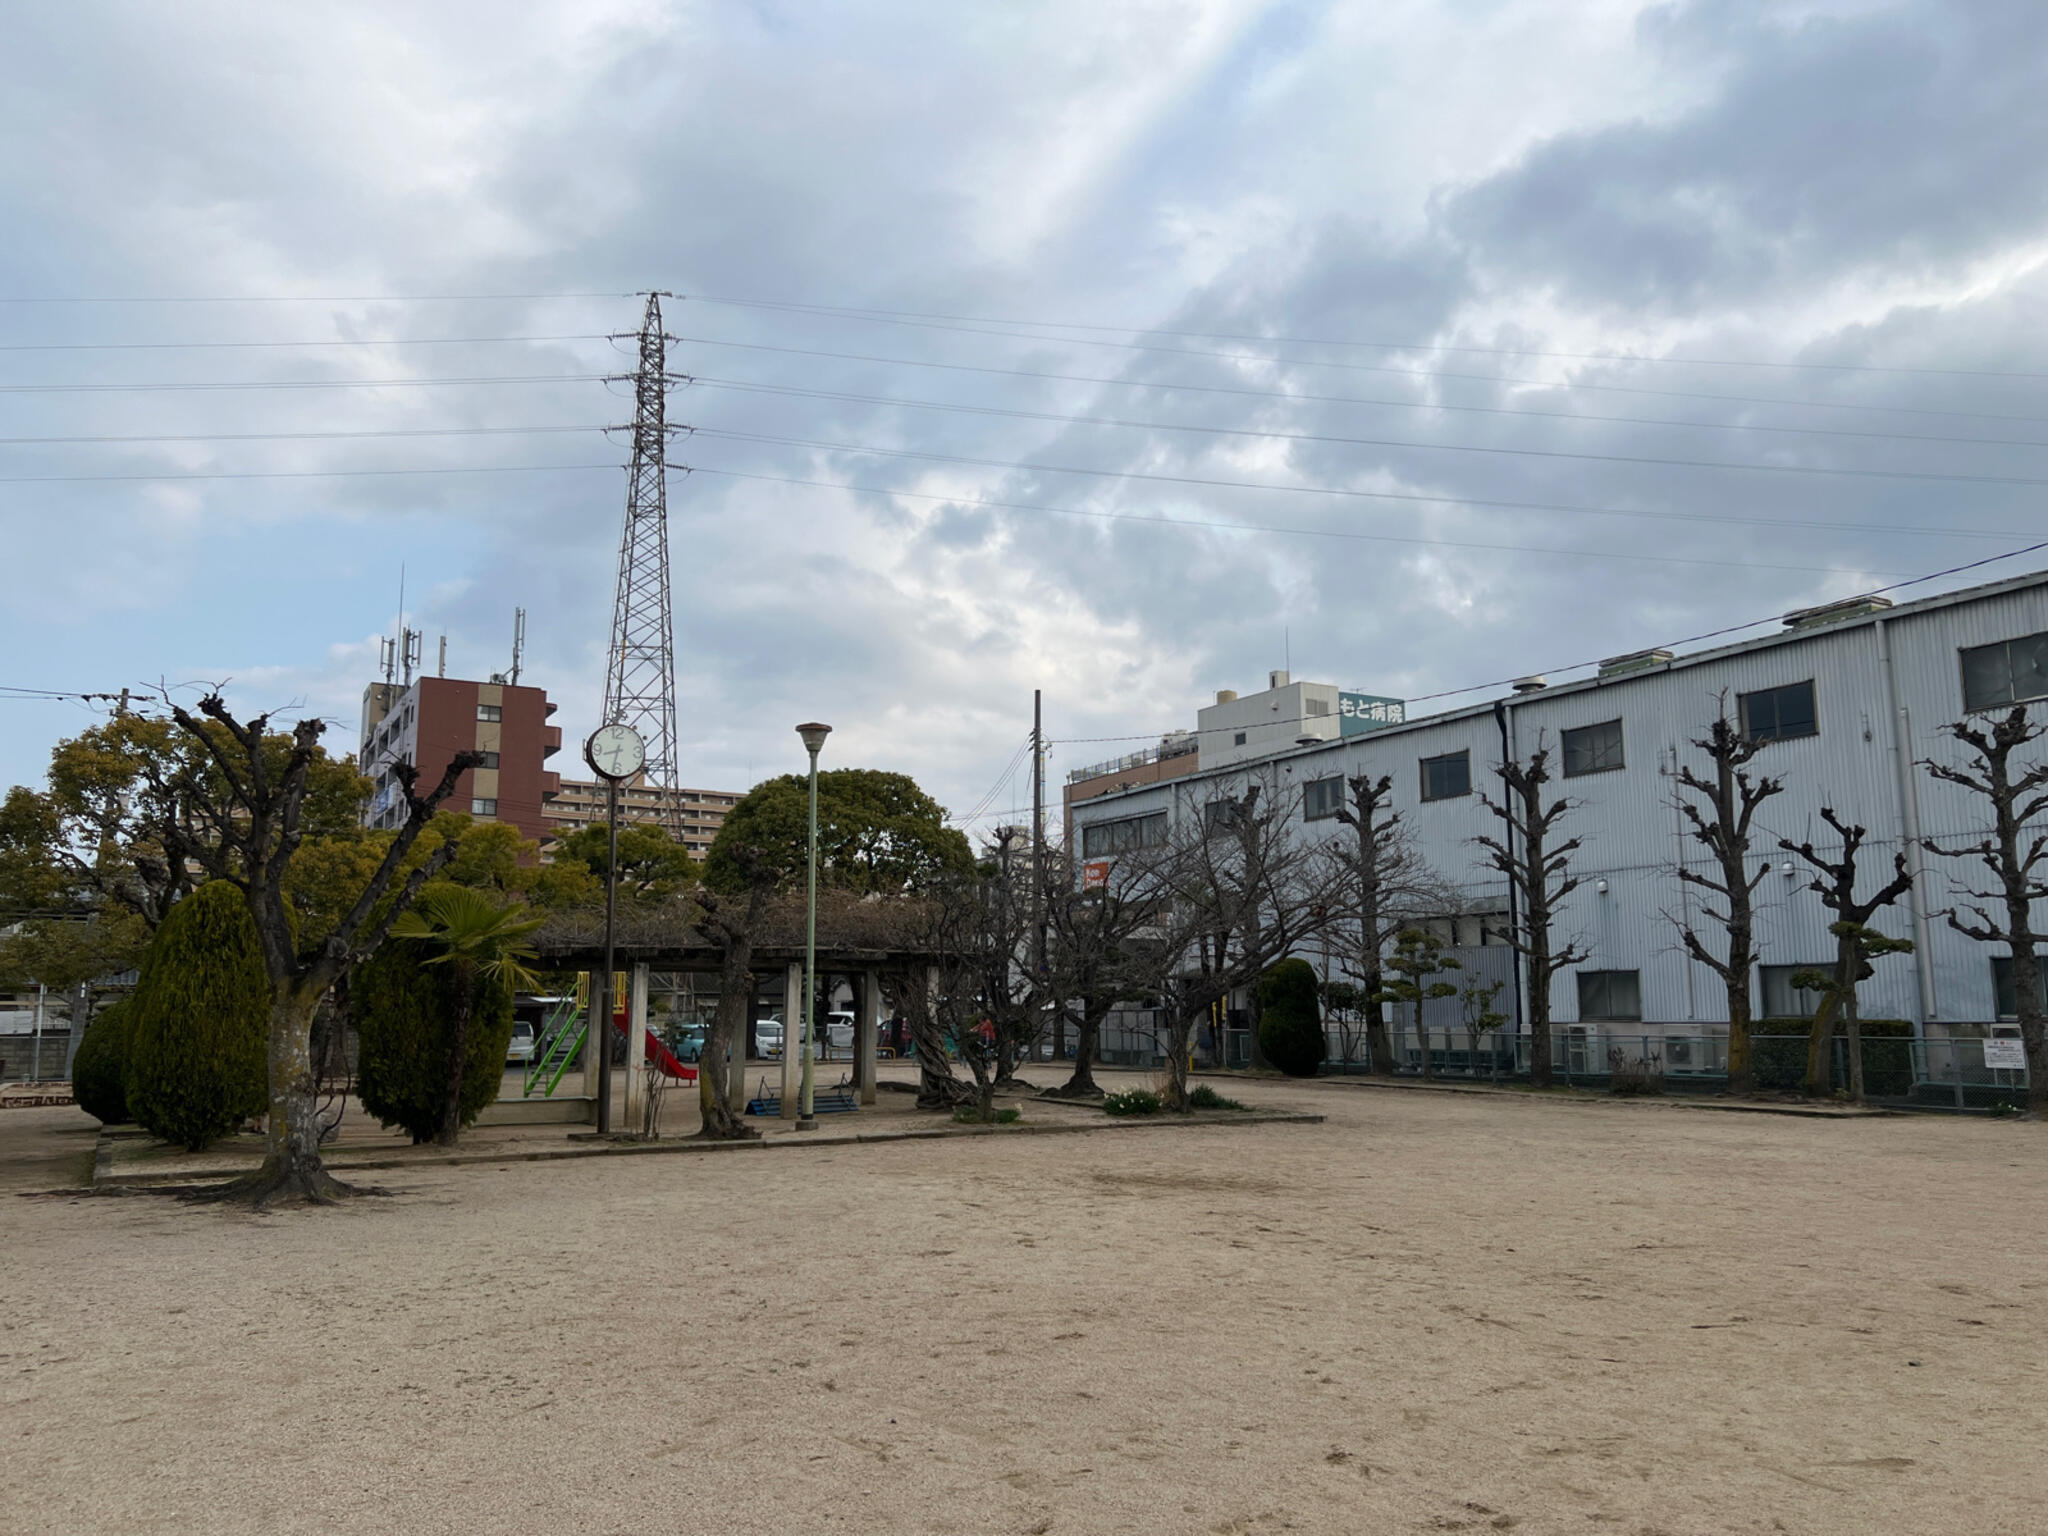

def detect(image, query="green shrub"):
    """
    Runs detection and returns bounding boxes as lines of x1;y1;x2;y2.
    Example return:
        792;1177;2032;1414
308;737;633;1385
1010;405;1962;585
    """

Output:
353;941;515;1143
952;1105;1022;1125
1102;1089;1161;1117
1752;1019;1913;1096
71;997;133;1125
1257;957;1325;1077
1188;1083;1248;1111
126;882;270;1150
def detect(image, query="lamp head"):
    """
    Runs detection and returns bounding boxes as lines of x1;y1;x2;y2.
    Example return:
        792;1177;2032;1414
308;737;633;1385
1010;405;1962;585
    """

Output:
796;721;833;756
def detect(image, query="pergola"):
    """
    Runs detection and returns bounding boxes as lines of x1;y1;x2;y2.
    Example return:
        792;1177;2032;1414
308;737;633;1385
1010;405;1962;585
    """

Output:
530;900;940;1122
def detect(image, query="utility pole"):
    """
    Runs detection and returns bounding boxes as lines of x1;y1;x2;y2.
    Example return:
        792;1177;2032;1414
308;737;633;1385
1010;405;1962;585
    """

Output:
603;292;690;845
1033;690;1055;1060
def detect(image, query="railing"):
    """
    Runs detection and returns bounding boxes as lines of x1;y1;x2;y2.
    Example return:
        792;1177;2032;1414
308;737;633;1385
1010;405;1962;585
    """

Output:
522;998;586;1099
1067;737;1197;785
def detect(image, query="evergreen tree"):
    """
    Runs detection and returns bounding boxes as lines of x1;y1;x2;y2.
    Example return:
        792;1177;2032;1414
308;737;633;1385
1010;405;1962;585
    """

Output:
125;881;269;1150
71;996;133;1125
1257;957;1325;1077
353;936;517;1144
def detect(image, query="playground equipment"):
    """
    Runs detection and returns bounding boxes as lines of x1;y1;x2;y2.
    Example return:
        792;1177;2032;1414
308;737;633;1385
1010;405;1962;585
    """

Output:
523;996;586;1099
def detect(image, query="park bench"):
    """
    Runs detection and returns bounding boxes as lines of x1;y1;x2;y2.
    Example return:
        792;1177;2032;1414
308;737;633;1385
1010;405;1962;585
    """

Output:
745;1073;858;1117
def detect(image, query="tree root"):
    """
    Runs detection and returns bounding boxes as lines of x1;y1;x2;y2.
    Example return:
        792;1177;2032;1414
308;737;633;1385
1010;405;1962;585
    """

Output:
1040;1073;1104;1100
179;1158;371;1211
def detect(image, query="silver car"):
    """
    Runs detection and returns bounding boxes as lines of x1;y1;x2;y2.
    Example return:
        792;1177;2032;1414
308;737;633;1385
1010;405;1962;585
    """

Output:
754;1018;785;1057
506;1019;539;1066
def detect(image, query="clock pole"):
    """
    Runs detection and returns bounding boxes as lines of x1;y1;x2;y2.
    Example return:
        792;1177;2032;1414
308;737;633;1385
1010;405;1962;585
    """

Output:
597;771;619;1134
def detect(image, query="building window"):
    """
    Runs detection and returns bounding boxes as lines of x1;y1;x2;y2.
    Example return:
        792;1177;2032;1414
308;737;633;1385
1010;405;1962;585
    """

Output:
1306;698;1330;718
477;704;502;722
1576;969;1641;1022
1420;750;1471;802
475;750;500;769
1991;957;2048;1020
1080;812;1168;858
1960;632;2048;712
471;798;498;816
1739;680;1817;743
1562;719;1625;777
1759;963;1827;1019
1203;797;1247;833
1303;776;1344;821
1233;732;1247;746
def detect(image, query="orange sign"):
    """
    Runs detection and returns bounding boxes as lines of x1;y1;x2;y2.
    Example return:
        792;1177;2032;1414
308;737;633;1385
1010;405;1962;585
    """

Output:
1082;860;1110;890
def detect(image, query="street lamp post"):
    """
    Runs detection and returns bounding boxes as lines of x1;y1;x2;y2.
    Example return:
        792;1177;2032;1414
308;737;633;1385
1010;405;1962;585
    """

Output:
795;721;832;1130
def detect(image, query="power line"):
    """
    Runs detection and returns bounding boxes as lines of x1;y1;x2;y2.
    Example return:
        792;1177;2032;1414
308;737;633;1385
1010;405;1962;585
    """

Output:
688;466;1916;575
0;292;632;304
684;294;2048;382
695;423;2048;492
0;462;621;484
1049;539;2048;745
0;333;611;353
688;373;2048;463
0;373;607;394
673;340;2048;440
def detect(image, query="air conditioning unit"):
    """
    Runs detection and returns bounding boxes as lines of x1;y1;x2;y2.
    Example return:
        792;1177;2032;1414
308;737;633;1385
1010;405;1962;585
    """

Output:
1666;1037;1694;1068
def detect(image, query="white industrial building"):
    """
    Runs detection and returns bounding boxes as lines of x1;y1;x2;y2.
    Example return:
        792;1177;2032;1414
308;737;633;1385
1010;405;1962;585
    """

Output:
1070;569;2048;1064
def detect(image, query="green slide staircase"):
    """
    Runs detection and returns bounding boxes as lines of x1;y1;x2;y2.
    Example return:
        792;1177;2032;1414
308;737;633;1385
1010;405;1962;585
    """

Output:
523;997;586;1099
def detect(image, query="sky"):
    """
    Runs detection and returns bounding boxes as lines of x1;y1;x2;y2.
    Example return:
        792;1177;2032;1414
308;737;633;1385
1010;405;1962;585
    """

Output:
4;0;2047;837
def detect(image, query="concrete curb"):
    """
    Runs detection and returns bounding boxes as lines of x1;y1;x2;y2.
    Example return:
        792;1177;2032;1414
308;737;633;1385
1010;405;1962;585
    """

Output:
90;1108;1325;1189
1300;1074;1893;1119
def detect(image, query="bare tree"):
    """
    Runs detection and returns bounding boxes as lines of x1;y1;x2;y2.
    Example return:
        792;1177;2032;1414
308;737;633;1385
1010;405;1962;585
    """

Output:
1923;706;2048;1109
157;695;474;1206
1475;745;1585;1088
690;850;775;1141
1331;771;1456;1076
1671;712;1786;1094
1042;847;1165;1099
1118;778;1346;1111
1780;809;1915;1101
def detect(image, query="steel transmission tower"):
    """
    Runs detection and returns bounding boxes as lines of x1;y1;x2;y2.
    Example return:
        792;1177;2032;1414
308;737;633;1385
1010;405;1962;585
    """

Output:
603;292;690;842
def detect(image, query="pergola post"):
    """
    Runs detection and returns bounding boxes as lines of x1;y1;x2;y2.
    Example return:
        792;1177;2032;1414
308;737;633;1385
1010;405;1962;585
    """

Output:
621;962;650;1132
581;968;605;1107
781;959;803;1118
857;970;881;1105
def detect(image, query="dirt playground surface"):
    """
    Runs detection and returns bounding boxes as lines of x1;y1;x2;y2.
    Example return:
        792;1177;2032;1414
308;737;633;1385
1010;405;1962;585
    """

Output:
5;1072;2046;1534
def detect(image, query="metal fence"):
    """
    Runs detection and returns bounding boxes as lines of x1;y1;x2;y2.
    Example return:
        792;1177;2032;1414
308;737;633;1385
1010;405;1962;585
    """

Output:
1320;1026;2031;1108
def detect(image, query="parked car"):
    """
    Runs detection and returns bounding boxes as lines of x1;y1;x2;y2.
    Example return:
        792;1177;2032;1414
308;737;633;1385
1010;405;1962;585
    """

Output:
754;1018;785;1057
665;1024;708;1062
823;1011;856;1052
506;1019;538;1067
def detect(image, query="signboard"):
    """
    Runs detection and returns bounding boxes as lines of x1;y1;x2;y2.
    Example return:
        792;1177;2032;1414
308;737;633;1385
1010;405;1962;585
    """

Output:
1983;1036;2027;1070
1339;692;1405;737
1081;860;1111;891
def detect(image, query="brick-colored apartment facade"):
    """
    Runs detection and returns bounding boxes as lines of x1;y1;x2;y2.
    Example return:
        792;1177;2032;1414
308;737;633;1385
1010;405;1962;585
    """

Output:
360;676;563;845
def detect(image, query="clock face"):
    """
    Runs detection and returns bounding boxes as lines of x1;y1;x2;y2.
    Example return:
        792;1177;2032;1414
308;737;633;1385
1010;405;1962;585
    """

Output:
585;723;646;781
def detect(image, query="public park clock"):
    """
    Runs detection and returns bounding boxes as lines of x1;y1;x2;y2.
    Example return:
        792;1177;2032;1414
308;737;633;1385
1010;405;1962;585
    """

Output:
584;722;646;782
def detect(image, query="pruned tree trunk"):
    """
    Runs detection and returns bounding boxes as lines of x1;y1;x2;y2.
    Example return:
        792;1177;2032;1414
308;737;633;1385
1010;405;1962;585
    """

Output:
699;938;759;1140
1804;987;1840;1097
1047;999;1105;1098
196;987;355;1208
896;969;974;1109
1161;1010;1197;1112
1843;983;1866;1104
437;967;474;1147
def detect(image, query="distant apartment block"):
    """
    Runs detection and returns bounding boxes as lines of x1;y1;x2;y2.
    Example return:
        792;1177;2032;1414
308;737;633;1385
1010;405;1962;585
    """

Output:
359;676;562;845
542;775;741;856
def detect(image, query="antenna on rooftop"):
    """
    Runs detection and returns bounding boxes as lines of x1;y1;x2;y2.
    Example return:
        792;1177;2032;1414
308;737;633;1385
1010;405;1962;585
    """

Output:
510;607;527;687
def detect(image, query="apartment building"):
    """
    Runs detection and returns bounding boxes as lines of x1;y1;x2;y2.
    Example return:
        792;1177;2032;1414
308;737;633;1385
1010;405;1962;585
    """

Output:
359;675;562;845
542;775;741;856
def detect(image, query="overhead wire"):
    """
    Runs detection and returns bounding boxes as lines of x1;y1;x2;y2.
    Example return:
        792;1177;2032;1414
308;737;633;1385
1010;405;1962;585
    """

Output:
1047;538;2048;746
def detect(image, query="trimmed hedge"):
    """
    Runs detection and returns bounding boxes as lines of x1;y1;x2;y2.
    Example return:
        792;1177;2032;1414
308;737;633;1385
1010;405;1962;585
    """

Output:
71;997;133;1125
1257;957;1325;1077
353;941;515;1143
126;882;270;1150
1752;1018;1914;1097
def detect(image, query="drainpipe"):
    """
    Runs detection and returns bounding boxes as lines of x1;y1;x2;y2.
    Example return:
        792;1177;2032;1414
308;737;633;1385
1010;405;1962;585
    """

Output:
1493;699;1527;1040
1876;617;1939;1025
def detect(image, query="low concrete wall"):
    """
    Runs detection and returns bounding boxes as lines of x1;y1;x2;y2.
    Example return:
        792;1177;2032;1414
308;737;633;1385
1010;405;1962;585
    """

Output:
477;1095;594;1127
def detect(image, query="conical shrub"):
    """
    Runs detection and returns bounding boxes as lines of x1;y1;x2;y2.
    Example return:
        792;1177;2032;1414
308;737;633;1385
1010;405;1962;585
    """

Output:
1257;957;1325;1077
353;941;515;1143
71;996;133;1125
125;881;270;1150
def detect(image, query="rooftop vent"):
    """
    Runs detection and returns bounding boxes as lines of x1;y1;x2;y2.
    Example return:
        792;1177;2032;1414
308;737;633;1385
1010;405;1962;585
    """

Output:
1783;594;1893;630
1215;689;1238;705
1598;648;1674;679
1269;669;1291;689
1511;675;1548;694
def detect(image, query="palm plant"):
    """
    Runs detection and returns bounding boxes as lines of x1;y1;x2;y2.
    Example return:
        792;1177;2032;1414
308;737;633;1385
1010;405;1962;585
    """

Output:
390;884;545;1145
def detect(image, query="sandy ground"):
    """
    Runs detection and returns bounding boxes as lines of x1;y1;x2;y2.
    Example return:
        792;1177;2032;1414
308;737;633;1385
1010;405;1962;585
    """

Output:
5;1073;2047;1536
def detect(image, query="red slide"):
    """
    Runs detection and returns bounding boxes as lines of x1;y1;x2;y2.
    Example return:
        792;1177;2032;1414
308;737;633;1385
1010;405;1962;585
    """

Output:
611;1010;699;1082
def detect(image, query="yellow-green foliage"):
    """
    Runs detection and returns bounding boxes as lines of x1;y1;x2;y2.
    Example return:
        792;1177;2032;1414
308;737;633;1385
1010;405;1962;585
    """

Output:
353;943;515;1143
71;996;133;1125
125;882;269;1150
